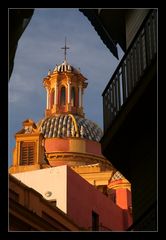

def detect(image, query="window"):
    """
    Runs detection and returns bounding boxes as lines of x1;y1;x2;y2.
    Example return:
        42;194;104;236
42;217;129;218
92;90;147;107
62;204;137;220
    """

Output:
92;211;99;231
50;89;54;108
71;87;76;106
60;86;66;105
20;141;36;165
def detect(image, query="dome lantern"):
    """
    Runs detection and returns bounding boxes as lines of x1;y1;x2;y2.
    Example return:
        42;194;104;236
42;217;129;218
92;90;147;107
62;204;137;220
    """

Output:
43;40;88;118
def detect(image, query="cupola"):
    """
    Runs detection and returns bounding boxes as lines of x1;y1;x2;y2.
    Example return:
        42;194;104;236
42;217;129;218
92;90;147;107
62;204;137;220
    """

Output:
43;40;88;118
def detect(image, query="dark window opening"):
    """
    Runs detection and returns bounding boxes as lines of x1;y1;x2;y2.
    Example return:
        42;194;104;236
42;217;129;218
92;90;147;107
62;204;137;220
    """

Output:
92;211;99;231
60;86;66;106
50;90;54;108
71;87;76;106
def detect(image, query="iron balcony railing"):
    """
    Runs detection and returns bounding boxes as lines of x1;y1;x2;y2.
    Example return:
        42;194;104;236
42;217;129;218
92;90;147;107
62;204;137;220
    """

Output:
102;10;157;132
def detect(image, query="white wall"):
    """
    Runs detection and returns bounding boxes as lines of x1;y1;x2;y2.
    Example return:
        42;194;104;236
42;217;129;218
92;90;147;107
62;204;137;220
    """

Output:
13;166;67;213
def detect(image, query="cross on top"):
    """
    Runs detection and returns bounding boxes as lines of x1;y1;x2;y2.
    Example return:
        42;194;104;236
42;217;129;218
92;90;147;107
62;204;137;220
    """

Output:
61;37;69;61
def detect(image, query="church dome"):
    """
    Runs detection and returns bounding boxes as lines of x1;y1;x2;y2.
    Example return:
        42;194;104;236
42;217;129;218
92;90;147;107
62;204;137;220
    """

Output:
53;60;80;74
39;114;103;142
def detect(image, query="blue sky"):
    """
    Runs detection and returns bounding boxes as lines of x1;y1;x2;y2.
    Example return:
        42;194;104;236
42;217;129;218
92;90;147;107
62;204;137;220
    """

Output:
9;8;124;165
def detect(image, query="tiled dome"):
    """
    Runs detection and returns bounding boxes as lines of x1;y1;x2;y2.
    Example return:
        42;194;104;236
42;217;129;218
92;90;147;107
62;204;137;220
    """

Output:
111;171;125;181
39;114;103;142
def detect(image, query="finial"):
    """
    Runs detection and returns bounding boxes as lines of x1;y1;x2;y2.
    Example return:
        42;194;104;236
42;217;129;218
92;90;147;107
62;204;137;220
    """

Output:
61;37;69;61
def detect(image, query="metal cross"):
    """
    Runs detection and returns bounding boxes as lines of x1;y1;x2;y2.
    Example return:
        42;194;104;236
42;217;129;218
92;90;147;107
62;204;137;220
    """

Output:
61;37;69;61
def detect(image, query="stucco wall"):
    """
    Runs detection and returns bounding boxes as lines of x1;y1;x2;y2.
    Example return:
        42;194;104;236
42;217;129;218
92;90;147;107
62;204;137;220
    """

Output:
13;166;67;213
45;138;102;156
67;167;125;231
12;165;131;231
45;138;69;152
116;188;131;209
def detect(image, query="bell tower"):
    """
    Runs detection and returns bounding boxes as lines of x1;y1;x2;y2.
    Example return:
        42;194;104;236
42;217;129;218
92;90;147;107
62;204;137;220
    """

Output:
43;39;88;118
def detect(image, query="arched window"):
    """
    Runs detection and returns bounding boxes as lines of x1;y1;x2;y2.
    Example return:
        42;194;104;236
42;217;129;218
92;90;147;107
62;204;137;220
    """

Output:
71;87;76;106
50;89;54;108
60;86;66;106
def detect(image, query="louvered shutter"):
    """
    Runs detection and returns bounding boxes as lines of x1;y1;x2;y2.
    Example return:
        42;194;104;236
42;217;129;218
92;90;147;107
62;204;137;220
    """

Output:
20;142;35;165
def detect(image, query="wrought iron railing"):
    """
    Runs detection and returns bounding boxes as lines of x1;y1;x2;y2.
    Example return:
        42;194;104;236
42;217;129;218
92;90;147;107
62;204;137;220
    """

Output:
102;10;157;132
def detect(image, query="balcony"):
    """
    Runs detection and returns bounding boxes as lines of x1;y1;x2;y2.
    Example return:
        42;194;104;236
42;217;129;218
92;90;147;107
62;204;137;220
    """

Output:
100;9;157;230
102;9;157;133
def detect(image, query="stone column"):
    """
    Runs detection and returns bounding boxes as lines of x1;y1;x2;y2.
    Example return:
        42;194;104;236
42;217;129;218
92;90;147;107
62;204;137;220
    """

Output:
46;88;50;109
67;79;71;104
79;84;82;107
16;141;20;166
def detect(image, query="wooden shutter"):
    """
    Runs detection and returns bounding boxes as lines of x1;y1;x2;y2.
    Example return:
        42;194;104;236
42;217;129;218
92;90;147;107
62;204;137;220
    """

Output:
20;142;35;165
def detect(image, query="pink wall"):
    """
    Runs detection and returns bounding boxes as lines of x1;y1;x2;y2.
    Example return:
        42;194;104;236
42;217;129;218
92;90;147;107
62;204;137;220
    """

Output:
67;166;126;231
86;140;102;156
45;138;103;157
45;138;69;152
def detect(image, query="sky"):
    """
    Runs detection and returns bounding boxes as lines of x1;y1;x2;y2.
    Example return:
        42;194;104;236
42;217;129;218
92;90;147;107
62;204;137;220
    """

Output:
9;8;124;165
